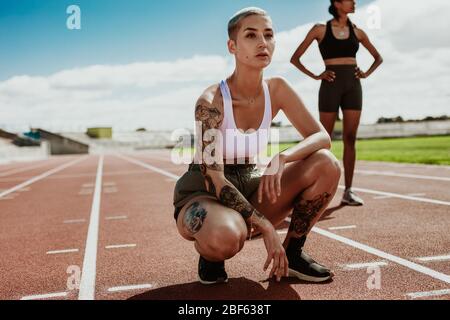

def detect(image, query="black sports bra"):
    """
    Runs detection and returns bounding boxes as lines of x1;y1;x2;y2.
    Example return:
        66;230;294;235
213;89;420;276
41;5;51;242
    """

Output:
319;20;360;60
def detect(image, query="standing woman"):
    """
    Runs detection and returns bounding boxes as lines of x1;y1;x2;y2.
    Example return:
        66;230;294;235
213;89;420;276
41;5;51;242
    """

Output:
290;0;383;206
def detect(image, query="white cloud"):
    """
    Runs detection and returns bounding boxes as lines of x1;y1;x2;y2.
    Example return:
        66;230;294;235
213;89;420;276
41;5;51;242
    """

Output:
1;0;449;133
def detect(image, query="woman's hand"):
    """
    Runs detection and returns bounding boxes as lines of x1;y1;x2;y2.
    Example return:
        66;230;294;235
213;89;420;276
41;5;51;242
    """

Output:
315;70;336;82
258;154;286;204
355;66;367;79
260;222;289;282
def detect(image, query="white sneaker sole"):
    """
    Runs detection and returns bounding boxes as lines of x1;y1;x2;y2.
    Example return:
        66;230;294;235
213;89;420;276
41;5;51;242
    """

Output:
288;268;333;283
341;198;364;206
198;275;229;285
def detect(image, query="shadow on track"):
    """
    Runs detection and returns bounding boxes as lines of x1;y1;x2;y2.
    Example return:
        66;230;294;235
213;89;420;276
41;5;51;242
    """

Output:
128;276;333;300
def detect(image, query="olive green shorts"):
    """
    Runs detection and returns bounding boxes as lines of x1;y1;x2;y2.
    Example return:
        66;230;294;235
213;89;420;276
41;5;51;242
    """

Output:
173;163;262;221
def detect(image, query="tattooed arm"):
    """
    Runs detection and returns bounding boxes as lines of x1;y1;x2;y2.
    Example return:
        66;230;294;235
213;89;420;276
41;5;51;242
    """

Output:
194;95;272;234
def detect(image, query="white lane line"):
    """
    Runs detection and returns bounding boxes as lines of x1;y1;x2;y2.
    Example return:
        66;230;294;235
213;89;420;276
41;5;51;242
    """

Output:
21;292;68;300
0;156;87;199
105;215;127;220
123;156;450;285
0;161;51;177
47;249;79;255
374;193;426;200
64;219;86;224
115;154;180;180
78;156;104;300
103;187;118;193
105;244;136;249
337;186;450;207
407;289;450;299
343;261;388;270
82;183;94;188
355;169;450;182
107;284;153;293
312;227;450;284
328;225;357;231
415;254;450;262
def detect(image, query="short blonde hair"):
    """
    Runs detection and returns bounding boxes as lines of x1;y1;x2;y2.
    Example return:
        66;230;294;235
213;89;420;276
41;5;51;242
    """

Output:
227;7;269;40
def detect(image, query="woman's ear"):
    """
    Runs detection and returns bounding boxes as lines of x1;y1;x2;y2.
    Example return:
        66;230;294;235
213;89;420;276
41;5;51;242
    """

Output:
227;39;237;54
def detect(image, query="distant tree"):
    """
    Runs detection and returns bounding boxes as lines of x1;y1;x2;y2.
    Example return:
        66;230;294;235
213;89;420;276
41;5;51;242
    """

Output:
136;128;147;132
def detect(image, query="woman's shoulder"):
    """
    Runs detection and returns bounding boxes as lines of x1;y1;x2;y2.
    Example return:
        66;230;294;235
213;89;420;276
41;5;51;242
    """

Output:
195;83;224;115
267;76;291;90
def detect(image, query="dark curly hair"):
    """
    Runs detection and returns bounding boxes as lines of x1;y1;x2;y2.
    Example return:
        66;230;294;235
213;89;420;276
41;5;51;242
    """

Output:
329;0;340;19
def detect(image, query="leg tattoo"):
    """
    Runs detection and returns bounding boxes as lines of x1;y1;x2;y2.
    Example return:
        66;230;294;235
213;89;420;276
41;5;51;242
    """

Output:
183;202;207;235
288;192;331;238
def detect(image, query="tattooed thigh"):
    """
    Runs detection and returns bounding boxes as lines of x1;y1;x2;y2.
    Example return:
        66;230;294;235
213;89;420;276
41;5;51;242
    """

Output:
183;201;208;236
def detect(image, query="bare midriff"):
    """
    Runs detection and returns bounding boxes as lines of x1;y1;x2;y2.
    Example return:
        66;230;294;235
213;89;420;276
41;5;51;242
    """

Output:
324;57;357;66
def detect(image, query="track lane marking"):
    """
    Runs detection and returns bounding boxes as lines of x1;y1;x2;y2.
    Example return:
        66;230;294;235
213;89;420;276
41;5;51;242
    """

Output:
0;160;55;177
329;225;357;231
78;155;104;300
21;292;68;300
406;289;450;299
105;215;127;220
343;261;388;270
64;219;86;224
46;249;79;255
355;169;450;182
415;254;450;262
105;244;136;249
107;284;153;293
0;156;88;199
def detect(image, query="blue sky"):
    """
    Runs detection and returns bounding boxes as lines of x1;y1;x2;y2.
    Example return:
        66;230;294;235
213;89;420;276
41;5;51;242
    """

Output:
1;0;448;132
0;0;372;81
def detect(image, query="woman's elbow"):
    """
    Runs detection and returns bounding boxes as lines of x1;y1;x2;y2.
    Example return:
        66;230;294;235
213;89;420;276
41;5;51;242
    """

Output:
322;132;332;149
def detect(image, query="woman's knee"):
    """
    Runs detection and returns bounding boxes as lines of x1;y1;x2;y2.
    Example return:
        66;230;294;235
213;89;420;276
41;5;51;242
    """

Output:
309;149;341;178
203;223;247;260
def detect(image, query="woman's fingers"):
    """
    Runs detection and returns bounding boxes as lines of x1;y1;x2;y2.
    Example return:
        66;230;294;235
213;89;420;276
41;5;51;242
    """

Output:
277;253;284;282
264;177;271;203
264;253;272;272
269;254;279;279
269;177;276;203
276;174;282;197
284;254;289;277
257;178;264;203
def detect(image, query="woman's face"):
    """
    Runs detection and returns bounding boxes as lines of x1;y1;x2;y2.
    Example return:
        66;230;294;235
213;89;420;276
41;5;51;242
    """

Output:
337;0;356;14
228;14;275;69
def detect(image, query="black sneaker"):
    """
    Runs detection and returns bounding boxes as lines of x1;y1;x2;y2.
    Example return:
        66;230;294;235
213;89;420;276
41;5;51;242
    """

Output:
198;256;228;285
286;236;333;283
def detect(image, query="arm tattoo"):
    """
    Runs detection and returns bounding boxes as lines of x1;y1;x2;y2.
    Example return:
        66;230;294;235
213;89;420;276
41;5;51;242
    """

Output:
195;103;223;172
183;202;207;235
219;185;256;220
288;192;331;237
195;102;263;223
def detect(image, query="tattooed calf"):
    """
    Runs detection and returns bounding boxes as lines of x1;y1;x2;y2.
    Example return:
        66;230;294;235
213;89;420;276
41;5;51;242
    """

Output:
183;202;207;235
288;192;331;237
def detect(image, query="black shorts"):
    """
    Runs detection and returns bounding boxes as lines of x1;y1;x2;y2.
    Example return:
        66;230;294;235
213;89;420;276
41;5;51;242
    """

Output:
172;163;262;221
319;64;363;112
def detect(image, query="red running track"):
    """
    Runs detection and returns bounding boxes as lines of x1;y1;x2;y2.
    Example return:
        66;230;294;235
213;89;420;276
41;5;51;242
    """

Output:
0;151;449;300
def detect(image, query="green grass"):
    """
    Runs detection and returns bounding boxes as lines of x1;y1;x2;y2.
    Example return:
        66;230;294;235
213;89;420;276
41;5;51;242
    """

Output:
279;136;450;165
173;136;450;166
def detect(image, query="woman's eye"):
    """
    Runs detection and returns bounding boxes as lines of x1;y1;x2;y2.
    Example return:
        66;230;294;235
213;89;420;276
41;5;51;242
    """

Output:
265;34;274;39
